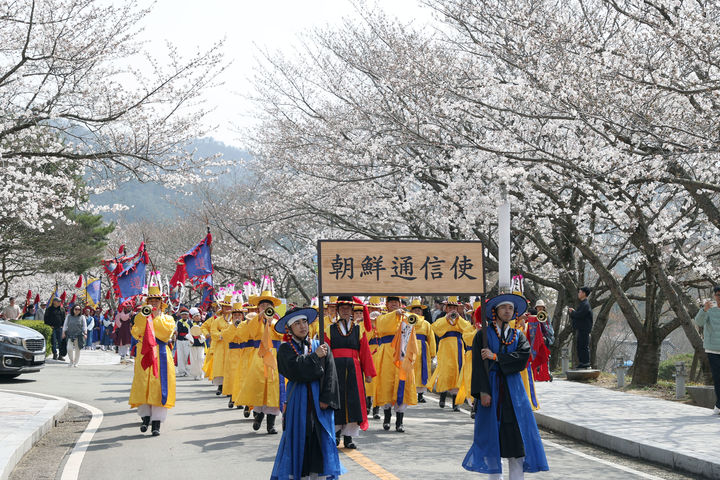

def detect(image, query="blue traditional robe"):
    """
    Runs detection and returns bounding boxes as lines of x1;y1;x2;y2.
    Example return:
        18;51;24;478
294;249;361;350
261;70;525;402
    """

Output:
462;323;549;474
272;339;345;480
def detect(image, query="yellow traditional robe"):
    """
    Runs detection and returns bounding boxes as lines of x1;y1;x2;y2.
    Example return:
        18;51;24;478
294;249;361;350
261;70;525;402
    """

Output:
201;316;214;379
429;316;474;393
129;311;176;408
510;319;539;410
231;320;252;404
236;316;283;408
222;321;244;396
371;312;417;406
209;313;231;380
413;317;436;390
455;329;479;405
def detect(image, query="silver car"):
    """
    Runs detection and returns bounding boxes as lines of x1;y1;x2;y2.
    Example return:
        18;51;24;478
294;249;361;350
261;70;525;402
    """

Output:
0;320;46;379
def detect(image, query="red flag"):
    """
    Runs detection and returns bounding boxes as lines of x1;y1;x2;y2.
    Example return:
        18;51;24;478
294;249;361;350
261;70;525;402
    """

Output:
69;293;77;305
140;314;159;377
34;294;40;304
105;290;111;299
60;291;67;304
118;244;125;255
353;296;372;332
75;275;83;289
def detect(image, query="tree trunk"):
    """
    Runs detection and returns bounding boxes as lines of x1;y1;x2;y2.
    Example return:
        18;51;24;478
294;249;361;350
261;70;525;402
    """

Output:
631;336;662;385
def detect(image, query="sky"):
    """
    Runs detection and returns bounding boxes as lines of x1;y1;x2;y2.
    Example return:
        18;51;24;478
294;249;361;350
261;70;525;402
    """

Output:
136;0;433;147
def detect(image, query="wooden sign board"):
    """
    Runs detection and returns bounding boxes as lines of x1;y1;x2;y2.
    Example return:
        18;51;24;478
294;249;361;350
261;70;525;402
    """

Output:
317;240;485;295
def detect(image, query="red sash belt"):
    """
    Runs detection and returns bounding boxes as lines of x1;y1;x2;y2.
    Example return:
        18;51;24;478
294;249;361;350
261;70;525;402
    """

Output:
332;348;359;359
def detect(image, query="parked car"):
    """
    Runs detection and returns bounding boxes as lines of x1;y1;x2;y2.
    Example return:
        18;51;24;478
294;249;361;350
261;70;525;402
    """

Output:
0;320;46;379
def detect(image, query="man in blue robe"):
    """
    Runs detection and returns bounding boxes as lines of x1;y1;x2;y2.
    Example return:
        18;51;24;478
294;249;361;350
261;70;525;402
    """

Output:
463;293;548;479
272;307;345;480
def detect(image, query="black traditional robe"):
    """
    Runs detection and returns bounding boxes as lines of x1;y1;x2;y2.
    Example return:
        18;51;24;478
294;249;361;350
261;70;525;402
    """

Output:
327;320;376;428
471;322;531;458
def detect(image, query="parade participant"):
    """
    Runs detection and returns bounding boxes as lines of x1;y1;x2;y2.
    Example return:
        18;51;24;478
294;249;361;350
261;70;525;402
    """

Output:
232;308;258;418
372;296;417;432
201;302;216;381
407;298;436;404
188;308;206;380
271;307;345;480
237;288;284;434
175;307;193;378
326;296;376;449
325;297;338;325
430;296;474;411
223;301;248;407
463;292;548;478
114;305;133;363
509;314;540;410
365;296;384;419
129;285;177;437
456;299;483;418
209;295;233;395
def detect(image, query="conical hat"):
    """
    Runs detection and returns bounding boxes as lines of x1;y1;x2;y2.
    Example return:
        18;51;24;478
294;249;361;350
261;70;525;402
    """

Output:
249;290;281;307
324;296;338;307
218;294;233;307
146;285;163;299
408;298;427;310
444;296;462;306
231;302;246;313
366;296;384;308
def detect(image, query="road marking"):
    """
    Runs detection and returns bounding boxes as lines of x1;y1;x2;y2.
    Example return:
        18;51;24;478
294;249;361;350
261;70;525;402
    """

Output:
0;389;103;480
424;392;666;480
341;448;401;480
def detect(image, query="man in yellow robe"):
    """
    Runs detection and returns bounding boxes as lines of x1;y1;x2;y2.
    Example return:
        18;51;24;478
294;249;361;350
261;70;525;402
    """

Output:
430;296;474;412
223;302;247;407
364;296;384;419
129;286;176;436
407;298;436;404
237;290;283;434
209;295;233;395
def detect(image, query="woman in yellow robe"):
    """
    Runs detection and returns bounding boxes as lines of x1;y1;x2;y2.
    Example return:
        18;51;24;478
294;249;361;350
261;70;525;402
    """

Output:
209;296;233;395
429;297;474;411
201;313;214;380
236;291;283;434
231;312;254;417
406;299;436;404
128;287;176;436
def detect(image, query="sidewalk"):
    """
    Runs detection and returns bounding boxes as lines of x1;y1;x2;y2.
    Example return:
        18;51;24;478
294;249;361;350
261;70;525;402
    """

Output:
534;379;720;479
0;391;68;480
44;348;122;367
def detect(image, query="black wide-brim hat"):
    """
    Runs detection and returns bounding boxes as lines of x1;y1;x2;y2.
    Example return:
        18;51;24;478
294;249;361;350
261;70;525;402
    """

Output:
485;293;527;320
274;307;318;334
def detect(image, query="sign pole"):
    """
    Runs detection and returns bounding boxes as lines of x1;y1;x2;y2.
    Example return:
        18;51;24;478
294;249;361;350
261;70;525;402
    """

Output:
316;241;324;342
498;184;511;293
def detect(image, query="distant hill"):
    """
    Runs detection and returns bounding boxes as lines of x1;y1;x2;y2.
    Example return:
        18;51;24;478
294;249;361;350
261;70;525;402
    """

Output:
92;137;252;222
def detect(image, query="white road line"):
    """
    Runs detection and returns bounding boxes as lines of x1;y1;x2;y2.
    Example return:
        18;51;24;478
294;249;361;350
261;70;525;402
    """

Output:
423;393;665;480
1;389;103;480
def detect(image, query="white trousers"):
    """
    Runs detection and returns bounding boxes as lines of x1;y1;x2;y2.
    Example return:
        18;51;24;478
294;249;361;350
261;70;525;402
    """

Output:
488;457;525;480
335;423;360;436
188;346;205;377
175;340;191;375
137;404;169;422
255;406;281;415
212;376;224;386
382;403;408;413
416;386;427;393
118;344;131;357
67;339;82;365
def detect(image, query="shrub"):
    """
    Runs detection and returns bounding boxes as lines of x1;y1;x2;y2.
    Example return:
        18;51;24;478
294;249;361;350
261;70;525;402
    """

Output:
16;320;53;356
658;353;694;381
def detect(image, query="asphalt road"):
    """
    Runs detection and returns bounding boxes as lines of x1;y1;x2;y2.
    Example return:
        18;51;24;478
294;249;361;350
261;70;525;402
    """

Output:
0;357;704;480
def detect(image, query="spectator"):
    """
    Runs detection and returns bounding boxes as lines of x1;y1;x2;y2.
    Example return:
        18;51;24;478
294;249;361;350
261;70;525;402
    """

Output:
431;298;444;322
21;304;35;319
34;301;46;321
83;307;96;350
62;304;87;368
694;286;720;415
44;297;67;360
2;297;21;321
114;306;133;362
569;286;593;369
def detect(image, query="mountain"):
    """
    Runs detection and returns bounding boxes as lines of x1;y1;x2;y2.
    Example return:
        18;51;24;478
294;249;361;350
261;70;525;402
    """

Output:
91;137;251;222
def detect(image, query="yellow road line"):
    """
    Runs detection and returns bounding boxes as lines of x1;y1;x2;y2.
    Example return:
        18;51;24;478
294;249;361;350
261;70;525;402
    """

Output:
341;448;401;480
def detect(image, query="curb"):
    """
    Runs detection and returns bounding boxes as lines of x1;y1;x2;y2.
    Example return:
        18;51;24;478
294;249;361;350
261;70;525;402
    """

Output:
533;410;720;479
0;392;68;480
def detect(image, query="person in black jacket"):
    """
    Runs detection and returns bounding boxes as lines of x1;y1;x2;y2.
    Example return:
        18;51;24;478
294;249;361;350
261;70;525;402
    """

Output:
44;297;67;360
569;286;593;368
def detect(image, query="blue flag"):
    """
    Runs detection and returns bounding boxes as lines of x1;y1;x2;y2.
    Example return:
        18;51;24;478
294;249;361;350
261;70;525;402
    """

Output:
84;277;102;308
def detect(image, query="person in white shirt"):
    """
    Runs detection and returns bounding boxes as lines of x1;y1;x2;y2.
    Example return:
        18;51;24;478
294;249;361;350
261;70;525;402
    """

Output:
2;297;21;321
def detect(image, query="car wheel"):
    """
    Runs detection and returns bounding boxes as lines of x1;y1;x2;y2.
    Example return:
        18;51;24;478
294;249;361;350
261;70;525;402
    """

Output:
0;373;21;379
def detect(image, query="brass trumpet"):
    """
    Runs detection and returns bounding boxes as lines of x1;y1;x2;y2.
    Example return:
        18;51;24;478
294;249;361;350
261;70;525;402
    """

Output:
407;313;419;325
264;306;275;318
537;310;548;322
140;305;152;316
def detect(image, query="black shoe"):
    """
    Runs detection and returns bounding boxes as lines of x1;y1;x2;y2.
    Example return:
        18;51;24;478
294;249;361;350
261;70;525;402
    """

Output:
383;408;391;431
236;404;242;409
57;356;65;362
452;395;460;412
243;406;251;418
215;385;223;396
52;353;58;360
343;436;357;449
366;396;372;413
471;401;477;419
228;399;234;409
140;416;150;433
151;420;160;436
549;373;554;382
266;414;278;434
439;392;447;408
395;412;405;433
252;412;265;431
372;406;380;420
336;432;341;446
417;392;426;403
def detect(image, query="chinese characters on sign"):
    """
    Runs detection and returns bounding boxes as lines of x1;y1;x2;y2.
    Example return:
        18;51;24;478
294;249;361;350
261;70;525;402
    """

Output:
319;240;484;295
